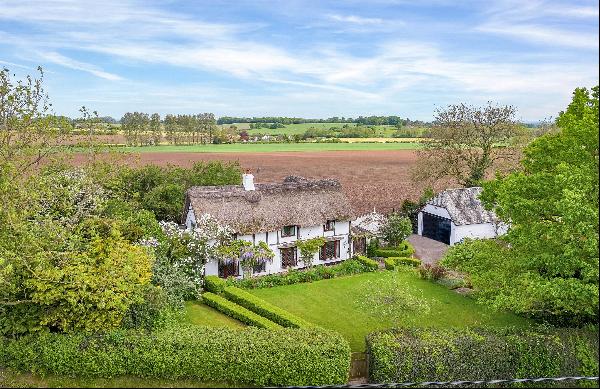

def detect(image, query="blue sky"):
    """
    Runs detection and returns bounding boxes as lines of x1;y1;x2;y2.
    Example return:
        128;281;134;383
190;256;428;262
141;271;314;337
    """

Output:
0;0;598;121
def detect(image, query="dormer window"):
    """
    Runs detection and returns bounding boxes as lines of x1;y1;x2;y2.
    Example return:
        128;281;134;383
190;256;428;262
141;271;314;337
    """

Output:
281;225;297;237
324;220;335;231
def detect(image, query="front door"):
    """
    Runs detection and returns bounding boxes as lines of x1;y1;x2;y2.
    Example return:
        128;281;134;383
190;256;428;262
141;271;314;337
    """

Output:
353;236;366;255
422;212;451;244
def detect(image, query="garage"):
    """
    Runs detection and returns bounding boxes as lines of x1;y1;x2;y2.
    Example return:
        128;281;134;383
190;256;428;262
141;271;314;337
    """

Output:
421;212;451;244
417;187;508;246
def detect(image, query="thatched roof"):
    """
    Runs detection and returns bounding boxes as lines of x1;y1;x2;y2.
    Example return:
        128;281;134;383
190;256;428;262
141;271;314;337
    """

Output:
426;187;498;226
352;210;386;235
184;176;354;234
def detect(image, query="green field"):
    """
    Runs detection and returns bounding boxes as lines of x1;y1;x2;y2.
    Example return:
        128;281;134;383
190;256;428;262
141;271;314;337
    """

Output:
248;269;530;352
119;141;420;153
241;122;399;137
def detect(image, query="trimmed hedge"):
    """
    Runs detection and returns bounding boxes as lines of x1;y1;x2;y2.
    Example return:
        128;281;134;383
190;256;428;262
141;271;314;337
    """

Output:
367;327;599;384
384;258;396;270
0;325;351;386
204;275;227;294
356;255;379;271
389;257;421;267
223;286;313;329
229;259;374;289
202;292;281;329
374;241;415;258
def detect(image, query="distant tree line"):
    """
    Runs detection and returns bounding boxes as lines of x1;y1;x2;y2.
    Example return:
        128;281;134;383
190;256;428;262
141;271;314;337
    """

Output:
119;112;236;146
217;116;431;126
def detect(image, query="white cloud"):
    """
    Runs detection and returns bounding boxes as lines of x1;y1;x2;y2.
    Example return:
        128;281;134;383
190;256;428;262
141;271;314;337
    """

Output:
0;59;32;69
38;51;123;81
478;23;599;50
327;14;386;25
476;0;599;49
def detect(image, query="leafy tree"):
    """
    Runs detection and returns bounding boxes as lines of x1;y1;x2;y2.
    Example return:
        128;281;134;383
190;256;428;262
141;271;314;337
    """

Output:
443;86;599;325
0;170;154;336
121;112;150;146
413;102;524;187
0;67;70;177
150;113;161;145
379;214;413;247
142;183;185;222
297;237;327;268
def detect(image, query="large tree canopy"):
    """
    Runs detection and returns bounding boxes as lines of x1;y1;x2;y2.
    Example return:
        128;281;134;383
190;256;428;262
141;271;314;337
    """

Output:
413;102;525;187
443;86;599;325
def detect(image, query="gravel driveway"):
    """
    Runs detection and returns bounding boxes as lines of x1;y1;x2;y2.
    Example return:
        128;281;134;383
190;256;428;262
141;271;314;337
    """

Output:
407;234;449;264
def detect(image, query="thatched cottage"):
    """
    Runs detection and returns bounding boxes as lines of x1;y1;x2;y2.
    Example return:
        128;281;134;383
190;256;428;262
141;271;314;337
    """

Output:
418;187;508;245
183;174;355;278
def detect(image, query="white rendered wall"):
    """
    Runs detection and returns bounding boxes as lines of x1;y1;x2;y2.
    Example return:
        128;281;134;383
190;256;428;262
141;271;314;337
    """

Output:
452;222;508;245
199;219;352;278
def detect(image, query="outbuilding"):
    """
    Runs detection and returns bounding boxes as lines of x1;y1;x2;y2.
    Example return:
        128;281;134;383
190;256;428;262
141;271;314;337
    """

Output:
417;187;507;245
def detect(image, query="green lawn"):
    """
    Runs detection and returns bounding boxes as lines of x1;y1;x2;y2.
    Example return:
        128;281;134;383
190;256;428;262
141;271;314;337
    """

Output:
249;269;530;352
118;141;420;153
184;301;245;329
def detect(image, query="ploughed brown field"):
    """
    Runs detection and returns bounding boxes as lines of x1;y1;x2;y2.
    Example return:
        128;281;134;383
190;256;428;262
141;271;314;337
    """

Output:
75;150;429;216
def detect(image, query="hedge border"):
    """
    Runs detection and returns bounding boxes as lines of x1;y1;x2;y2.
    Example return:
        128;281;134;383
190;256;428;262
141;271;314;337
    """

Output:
367;327;599;384
356;255;379;271
228;258;376;289
202;292;281;329
388;257;421;267
204;275;227;294
384;258;396;270
374;242;415;258
223;286;313;329
0;325;351;386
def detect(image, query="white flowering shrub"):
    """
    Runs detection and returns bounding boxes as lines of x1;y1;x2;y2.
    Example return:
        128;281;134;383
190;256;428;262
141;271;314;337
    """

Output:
147;215;234;300
33;168;108;227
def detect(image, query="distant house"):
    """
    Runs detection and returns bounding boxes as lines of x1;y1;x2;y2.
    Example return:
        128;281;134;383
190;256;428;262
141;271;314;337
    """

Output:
417;187;507;245
183;174;355;278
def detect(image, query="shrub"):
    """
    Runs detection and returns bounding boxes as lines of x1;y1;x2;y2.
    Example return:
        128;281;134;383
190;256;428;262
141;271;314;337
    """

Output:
374;242;415;258
389;257;421;267
0;325;351;386
121;284;182;331
417;263;447;280
384;258;396;270
367;327;599;384
204;275;227;294
356;255;379;271
229;259;372;289
223;286;313;328
367;238;380;258
201;292;281;329
379;214;413;247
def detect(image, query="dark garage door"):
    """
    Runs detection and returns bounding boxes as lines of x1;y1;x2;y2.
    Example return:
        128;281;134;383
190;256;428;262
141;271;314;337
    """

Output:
422;212;451;244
